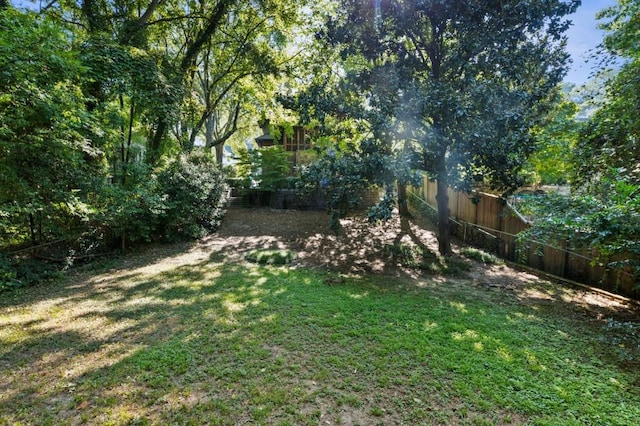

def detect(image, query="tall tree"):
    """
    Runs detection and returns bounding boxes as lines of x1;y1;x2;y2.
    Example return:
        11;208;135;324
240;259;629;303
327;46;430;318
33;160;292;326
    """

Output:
575;0;640;185
145;0;305;163
0;10;99;245
175;2;292;160
524;90;581;186
322;0;579;255
42;0;307;166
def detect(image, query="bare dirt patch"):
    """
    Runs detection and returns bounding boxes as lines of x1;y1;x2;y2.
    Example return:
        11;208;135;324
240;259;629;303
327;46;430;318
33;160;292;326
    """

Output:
208;206;639;321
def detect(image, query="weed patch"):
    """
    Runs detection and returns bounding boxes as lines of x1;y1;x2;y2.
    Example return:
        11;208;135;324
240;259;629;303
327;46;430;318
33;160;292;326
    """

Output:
245;249;295;265
460;247;505;265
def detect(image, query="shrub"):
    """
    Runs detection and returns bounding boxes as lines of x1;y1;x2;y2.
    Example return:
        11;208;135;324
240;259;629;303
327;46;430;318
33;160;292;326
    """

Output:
298;149;369;232
157;151;228;240
0;253;64;293
98;167;167;247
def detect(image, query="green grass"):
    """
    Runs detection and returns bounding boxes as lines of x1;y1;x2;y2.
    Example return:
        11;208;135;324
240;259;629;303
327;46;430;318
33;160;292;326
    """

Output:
459;247;505;265
245;249;295;265
0;249;638;425
384;242;472;275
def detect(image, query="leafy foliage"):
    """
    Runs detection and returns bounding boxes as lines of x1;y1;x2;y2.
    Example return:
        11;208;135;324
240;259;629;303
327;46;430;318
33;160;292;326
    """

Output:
234;146;291;192
257;147;292;192
574;0;640;186
157;151;228;240
525;94;581;186
245;249;295;265
516;175;640;285
1;1;310;269
298;147;371;233
96;165;167;246
575;67;640;185
0;10;102;246
314;0;579;255
519;0;640;288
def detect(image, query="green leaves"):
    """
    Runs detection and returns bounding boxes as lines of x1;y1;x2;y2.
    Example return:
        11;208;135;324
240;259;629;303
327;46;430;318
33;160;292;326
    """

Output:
298;146;371;233
156;151;228;240
234;146;291;192
310;0;578;254
573;1;640;186
566;2;640;282
525;93;581;186
517;174;640;285
0;10;99;246
598;0;640;58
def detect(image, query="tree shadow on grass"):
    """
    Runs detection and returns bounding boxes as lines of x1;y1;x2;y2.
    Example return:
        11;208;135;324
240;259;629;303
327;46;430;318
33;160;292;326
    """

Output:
1;208;639;424
0;256;299;424
1;247;639;425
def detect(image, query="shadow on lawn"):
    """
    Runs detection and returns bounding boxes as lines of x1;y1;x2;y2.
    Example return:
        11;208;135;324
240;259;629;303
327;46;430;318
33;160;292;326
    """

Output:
0;253;299;424
1;208;639;424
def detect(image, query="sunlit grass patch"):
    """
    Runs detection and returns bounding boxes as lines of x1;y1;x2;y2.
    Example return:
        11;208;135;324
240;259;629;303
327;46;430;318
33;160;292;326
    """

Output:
0;254;638;425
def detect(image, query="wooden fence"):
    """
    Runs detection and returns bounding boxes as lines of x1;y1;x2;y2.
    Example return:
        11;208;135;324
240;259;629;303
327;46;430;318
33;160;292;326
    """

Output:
410;177;638;299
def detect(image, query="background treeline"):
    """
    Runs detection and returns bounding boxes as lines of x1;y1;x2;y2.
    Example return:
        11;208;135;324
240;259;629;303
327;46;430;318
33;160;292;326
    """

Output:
0;0;312;288
1;0;639;291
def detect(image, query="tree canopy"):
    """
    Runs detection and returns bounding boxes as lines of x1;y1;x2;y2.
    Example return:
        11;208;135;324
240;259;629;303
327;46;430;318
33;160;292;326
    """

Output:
0;1;310;267
574;0;640;185
519;0;640;286
3;0;640;290
305;0;579;255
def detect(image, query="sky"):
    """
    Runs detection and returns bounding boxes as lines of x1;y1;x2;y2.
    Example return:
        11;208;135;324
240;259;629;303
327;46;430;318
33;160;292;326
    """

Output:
563;0;617;84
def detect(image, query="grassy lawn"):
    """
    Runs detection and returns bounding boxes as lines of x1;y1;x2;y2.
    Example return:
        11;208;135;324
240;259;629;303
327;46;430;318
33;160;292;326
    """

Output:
0;246;638;425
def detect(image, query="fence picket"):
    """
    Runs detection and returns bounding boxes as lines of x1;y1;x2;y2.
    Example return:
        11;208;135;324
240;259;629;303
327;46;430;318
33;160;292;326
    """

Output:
410;177;638;299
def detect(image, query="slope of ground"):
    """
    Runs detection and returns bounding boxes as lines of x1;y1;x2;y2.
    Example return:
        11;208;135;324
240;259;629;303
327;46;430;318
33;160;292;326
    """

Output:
0;207;638;425
214;207;638;320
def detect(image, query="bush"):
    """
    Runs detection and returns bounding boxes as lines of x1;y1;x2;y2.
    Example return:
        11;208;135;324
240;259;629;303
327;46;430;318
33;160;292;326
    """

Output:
245;249;295;265
0;253;64;293
95;164;166;248
157;151;228;240
0;254;21;292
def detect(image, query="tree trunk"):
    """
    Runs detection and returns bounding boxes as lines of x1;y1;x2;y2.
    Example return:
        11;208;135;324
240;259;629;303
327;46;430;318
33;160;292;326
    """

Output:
148;117;166;165
146;0;232;165
215;144;224;165
436;177;452;256
204;115;225;165
397;181;410;217
119;0;162;45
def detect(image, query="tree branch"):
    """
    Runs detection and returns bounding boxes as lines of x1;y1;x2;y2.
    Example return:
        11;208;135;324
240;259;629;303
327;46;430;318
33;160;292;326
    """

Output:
180;0;233;73
120;0;163;45
209;103;241;147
